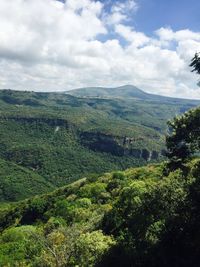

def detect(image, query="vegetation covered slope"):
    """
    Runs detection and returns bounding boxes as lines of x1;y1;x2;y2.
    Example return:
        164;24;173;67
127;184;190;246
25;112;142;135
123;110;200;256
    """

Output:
0;104;199;266
0;111;146;193
0;89;199;201
0;158;199;266
0;158;53;202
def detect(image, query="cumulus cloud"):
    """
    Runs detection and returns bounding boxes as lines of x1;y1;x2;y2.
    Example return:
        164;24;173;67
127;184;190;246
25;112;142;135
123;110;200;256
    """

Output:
0;0;199;99
156;27;200;42
115;24;150;47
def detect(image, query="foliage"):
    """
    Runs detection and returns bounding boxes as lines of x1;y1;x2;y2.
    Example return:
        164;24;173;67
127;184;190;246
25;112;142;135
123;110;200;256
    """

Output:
0;157;199;266
166;107;200;171
74;230;116;267
0;158;53;202
190;52;200;75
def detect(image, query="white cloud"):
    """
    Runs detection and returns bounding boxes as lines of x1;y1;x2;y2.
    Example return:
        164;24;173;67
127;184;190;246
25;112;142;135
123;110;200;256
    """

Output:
0;0;199;99
111;0;138;16
116;24;150;47
106;0;138;24
156;27;200;42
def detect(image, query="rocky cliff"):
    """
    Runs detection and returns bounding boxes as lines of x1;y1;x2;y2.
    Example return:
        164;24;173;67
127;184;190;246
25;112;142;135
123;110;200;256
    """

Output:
80;132;165;161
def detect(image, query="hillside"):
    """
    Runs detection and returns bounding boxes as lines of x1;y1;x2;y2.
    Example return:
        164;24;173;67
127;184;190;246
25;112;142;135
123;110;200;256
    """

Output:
0;158;53;202
0;158;199;266
0;103;199;266
0;89;199;201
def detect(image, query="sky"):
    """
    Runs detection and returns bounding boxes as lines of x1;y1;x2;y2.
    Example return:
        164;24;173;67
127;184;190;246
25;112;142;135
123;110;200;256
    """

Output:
0;0;200;99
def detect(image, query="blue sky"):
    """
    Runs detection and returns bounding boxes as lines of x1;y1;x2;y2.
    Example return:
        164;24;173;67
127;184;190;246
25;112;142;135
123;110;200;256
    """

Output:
133;0;200;33
0;0;199;98
101;0;200;34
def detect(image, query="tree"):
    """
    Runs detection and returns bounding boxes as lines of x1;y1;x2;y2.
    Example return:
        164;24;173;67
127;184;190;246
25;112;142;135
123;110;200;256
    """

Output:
190;52;200;75
166;107;200;171
165;53;200;171
74;230;116;267
190;52;200;86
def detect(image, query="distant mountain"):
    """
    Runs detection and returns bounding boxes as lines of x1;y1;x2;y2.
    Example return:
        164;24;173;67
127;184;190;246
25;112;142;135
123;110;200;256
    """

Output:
68;85;200;104
67;85;147;99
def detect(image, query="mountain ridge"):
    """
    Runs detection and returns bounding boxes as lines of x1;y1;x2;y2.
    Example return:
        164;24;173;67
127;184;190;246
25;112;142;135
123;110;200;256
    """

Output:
67;84;200;102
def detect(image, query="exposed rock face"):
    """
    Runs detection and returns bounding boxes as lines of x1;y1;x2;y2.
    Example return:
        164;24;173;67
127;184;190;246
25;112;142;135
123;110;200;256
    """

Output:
4;117;165;162
80;132;124;156
80;132;164;161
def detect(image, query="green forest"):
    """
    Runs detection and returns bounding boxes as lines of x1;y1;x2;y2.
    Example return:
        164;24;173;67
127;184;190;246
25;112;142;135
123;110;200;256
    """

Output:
0;103;199;266
0;85;199;202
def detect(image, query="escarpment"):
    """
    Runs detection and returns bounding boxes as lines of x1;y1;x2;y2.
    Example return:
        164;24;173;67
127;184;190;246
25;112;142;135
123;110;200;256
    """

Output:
0;116;165;164
80;132;165;161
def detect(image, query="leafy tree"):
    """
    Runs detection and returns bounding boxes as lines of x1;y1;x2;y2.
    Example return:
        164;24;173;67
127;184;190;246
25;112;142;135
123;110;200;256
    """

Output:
78;182;107;202
166;107;200;171
73;230;116;267
0;226;40;266
164;53;200;172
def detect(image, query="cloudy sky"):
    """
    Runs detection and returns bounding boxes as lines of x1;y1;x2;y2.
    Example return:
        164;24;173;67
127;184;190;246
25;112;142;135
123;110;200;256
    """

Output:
0;0;200;98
